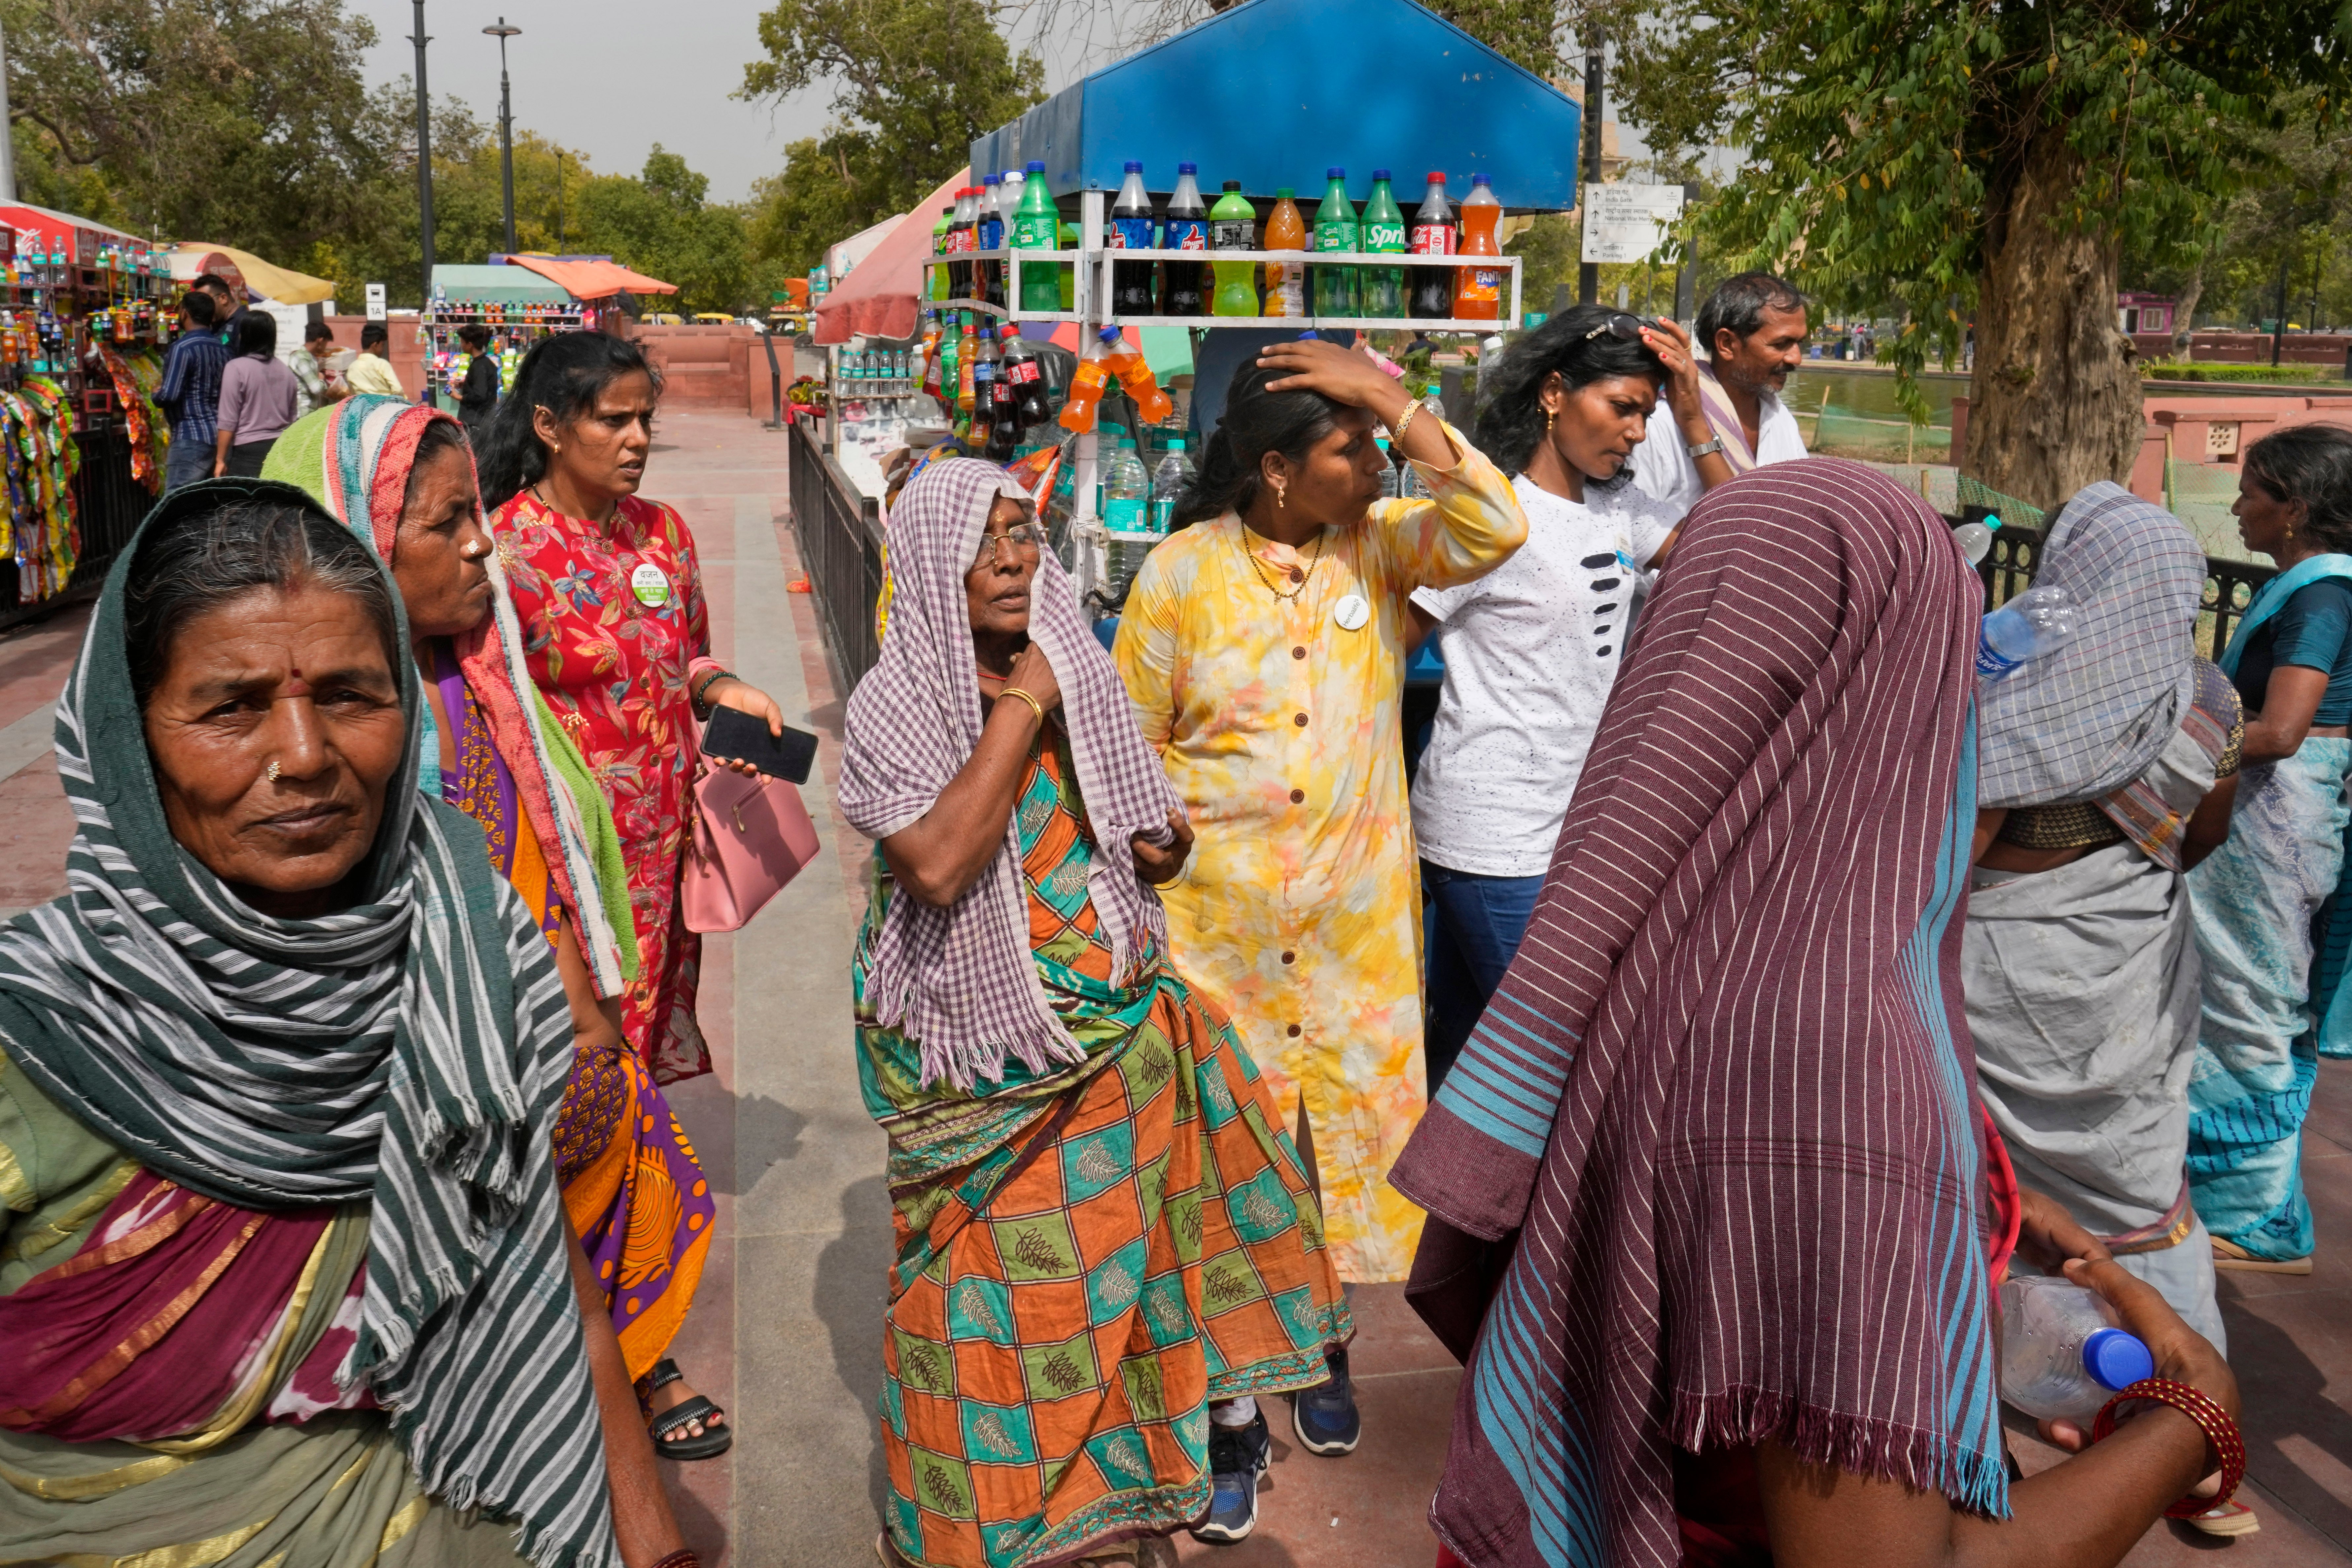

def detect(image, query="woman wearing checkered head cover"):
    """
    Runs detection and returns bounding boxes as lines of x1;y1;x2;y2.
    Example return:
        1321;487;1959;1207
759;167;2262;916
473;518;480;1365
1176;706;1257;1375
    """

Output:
840;457;1348;1567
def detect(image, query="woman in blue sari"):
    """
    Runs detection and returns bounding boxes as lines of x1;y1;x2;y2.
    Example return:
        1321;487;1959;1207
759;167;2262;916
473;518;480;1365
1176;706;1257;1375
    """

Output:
2191;423;2352;1273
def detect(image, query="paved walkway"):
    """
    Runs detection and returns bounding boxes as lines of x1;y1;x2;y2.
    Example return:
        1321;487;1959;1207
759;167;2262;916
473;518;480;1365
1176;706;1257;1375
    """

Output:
0;408;2347;1563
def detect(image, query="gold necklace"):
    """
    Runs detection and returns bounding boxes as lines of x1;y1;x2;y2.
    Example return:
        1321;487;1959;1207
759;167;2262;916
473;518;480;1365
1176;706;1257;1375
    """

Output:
1240;524;1326;604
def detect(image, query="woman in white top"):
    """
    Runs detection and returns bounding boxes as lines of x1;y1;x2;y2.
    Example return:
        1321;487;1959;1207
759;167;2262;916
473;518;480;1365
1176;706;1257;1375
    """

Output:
1408;305;1725;1090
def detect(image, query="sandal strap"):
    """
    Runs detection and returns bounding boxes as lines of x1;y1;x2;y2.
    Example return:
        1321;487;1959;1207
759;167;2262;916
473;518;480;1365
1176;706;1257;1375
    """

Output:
649;1393;725;1441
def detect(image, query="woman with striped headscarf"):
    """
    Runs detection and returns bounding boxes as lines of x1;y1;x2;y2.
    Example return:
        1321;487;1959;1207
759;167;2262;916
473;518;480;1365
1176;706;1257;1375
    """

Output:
0;480;691;1565
264;397;729;1461
1395;461;2242;1568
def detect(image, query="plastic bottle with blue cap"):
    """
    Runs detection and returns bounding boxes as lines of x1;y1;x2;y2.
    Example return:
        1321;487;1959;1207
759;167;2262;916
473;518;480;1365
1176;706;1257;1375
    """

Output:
1997;1274;2156;1421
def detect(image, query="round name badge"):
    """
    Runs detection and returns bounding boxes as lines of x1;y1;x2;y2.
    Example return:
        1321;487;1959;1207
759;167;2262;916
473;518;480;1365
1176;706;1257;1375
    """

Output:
1333;593;1370;632
630;561;671;608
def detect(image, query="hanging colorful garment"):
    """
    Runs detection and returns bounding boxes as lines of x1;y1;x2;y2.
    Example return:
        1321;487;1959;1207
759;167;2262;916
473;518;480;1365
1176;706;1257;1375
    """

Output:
0;383;78;603
100;345;167;494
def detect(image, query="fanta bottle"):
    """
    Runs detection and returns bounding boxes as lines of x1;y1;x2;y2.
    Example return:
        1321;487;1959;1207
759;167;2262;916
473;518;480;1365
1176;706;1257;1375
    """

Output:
1262;189;1306;318
1103;331;1174;425
1454;174;1502;320
1060;327;1118;433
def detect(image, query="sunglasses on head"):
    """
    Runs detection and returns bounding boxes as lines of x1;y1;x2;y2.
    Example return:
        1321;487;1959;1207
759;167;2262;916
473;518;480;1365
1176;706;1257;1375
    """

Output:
1582;312;1657;343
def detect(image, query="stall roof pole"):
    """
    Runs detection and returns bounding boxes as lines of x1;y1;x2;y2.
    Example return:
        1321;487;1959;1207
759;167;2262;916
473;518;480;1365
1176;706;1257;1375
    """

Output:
0;20;16;204
411;1;436;318
1578;30;1605;307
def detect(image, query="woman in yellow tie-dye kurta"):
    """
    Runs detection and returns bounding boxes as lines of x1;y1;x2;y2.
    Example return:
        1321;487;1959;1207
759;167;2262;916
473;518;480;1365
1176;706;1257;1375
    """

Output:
1115;346;1526;1285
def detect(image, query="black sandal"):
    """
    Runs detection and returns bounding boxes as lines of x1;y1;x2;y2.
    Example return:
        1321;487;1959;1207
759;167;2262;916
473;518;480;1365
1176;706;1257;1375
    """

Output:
637;1357;732;1461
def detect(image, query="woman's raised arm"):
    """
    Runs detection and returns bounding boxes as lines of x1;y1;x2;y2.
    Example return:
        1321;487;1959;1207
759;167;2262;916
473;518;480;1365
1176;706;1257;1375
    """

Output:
881;642;1062;908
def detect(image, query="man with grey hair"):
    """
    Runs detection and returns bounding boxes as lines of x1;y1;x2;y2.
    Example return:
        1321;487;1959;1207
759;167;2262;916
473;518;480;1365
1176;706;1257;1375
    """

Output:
1633;271;1810;518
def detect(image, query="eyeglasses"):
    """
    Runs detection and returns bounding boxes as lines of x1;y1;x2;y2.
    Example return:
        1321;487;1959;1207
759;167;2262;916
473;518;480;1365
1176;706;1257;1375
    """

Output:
972;522;1047;571
1582;312;1652;343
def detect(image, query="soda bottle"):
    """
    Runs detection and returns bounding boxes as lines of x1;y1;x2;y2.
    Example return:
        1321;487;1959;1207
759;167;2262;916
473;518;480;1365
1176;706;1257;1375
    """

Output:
1997;1276;2155;1422
1161;163;1208;316
1313;168;1359;318
1059;222;1080;311
1110;161;1158;317
1103;332;1174;425
1059;326;1119;433
923;312;949;401
1262;188;1306;318
1454;174;1503;320
972;325;1001;421
957;314;979;412
1012;162;1061;314
1977;584;2081;681
1409;173;1458;319
1149;439;1196;530
977;173;1005;306
1001;325;1051;427
1360;169;1408;319
1209;181;1259;317
950;186;978;299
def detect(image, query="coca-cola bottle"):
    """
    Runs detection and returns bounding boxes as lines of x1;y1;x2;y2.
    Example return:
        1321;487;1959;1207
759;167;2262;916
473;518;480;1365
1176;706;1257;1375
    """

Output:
1000;326;1051;427
1408;172;1458;320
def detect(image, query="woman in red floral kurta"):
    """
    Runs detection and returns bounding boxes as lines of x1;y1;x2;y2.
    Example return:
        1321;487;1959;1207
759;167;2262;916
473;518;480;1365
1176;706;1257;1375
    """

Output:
483;333;786;1091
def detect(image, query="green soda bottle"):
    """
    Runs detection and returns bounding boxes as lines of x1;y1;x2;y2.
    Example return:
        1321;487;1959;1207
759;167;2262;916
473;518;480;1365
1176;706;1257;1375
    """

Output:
1012;161;1062;313
1360;169;1407;318
1209;181;1259;317
930;205;953;302
1313;167;1359;318
939;310;962;405
1058;222;1079;311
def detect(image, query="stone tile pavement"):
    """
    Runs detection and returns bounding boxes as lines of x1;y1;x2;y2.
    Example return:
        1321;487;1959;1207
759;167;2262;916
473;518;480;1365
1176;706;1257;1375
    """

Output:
0;406;2344;1564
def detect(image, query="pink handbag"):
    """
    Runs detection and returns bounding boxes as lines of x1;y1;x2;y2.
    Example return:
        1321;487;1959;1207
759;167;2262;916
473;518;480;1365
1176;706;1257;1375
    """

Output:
681;763;821;933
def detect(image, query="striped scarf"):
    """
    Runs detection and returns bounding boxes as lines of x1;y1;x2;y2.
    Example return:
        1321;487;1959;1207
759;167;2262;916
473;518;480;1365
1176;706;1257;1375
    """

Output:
0;479;615;1566
1391;460;2002;1567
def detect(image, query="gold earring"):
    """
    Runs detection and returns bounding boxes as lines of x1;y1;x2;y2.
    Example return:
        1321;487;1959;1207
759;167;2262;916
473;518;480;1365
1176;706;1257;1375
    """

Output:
1546;407;1556;434
1276;483;1287;510
266;760;281;783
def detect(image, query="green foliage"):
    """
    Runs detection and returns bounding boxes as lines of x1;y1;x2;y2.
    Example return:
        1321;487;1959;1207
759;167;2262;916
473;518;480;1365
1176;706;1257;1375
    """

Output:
2143;361;2332;382
1600;0;2352;411
737;0;1045;278
1420;0;1562;76
576;147;756;314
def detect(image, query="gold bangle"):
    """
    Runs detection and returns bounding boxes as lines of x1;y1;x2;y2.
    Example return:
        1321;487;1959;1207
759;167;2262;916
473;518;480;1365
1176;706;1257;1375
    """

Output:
998;686;1046;729
1390;399;1422;452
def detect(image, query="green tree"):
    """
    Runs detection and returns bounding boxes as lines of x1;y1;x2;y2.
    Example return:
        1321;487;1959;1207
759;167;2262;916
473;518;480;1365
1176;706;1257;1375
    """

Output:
574;146;757;314
738;0;1045;278
1600;0;2352;508
5;0;395;265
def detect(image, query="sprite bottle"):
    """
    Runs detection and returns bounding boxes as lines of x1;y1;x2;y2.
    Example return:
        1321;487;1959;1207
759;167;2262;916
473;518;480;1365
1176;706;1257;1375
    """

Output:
1313;167;1358;318
1360;169;1407;319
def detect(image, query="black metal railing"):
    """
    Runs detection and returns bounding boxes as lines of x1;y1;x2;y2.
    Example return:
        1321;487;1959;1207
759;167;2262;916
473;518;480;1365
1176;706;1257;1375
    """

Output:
789;418;887;692
0;427;150;634
1979;523;2276;664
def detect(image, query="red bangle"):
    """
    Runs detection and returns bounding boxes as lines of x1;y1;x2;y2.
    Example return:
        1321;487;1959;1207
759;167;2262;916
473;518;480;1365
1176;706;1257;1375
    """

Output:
2090;1377;2245;1517
647;1551;701;1568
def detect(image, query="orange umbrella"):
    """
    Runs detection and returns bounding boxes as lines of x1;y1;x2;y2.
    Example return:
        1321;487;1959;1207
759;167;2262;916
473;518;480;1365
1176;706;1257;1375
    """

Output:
506;254;676;299
814;169;967;345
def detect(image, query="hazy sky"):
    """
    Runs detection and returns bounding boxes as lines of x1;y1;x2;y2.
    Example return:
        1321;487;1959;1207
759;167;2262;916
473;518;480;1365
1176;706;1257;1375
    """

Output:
347;1;1146;205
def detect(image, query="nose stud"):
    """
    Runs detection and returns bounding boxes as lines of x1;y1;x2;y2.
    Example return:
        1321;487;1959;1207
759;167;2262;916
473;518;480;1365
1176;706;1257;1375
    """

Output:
266;761;282;783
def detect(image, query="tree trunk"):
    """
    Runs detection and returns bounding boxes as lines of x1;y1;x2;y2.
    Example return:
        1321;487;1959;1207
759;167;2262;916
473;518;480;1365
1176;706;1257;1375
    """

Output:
2171;249;2207;359
1964;129;2142;514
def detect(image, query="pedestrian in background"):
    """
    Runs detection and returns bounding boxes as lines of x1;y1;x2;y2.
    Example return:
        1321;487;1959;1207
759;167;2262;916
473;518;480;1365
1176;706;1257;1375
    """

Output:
290;318;342;417
156;291;229;493
1409;307;1692;1094
211;311;300;478
2189;424;2352;1275
191;273;253;346
1115;338;1525;1506
458;324;502;439
344;322;405;399
1634;271;1809;518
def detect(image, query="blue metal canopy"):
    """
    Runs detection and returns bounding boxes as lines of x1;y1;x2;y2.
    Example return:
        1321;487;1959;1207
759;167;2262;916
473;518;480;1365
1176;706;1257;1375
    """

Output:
969;0;1582;212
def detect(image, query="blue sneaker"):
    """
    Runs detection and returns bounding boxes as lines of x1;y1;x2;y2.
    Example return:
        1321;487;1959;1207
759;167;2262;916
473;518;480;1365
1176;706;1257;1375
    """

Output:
1292;1345;1361;1455
1191;1408;1271;1543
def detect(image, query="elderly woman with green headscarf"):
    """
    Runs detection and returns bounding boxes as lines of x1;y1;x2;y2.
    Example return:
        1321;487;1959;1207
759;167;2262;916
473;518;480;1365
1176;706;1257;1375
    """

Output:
264;395;729;1460
0;480;695;1567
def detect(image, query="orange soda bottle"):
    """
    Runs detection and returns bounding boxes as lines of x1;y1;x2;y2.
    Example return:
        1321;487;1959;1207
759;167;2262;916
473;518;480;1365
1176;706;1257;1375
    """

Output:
1454;174;1503;321
1102;331;1173;425
957;315;979;411
1059;327;1119;433
1261;188;1307;318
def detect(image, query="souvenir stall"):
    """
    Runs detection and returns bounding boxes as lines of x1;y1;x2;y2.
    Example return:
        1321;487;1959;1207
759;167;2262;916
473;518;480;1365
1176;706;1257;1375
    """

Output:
421;263;582;410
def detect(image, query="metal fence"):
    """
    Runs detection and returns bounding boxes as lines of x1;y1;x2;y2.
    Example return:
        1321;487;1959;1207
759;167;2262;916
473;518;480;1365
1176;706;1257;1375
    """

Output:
789;418;887;692
0;428;150;634
1980;523;2275;661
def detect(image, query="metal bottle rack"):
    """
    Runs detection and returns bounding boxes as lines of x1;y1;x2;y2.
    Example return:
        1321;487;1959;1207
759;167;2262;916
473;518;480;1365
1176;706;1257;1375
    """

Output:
923;189;1521;607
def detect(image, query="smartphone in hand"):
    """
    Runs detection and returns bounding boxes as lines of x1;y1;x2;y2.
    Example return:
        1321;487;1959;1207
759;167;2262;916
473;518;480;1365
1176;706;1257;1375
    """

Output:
701;707;818;784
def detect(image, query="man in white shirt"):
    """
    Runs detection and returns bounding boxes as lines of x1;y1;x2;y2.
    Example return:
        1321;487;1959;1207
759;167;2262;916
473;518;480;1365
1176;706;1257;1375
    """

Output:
1633;272;1811;517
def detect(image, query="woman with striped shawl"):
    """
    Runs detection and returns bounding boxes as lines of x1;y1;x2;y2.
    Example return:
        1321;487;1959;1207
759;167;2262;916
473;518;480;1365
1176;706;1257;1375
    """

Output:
1392;461;2241;1568
264;397;727;1459
843;459;1349;1566
0;481;693;1567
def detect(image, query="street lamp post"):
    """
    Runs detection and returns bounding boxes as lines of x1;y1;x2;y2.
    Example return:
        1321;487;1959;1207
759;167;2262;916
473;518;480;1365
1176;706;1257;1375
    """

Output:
1577;28;1606;307
410;0;434;312
484;19;520;256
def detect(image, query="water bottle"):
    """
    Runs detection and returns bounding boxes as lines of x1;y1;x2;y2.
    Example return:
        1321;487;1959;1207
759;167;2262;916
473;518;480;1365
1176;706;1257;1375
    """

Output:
1149;440;1196;531
1998;1275;2155;1421
1102;438;1151;533
1977;583;2080;681
1951;521;1993;565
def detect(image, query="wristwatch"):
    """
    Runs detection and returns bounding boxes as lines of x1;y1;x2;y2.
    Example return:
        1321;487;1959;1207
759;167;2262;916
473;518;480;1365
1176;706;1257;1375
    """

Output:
1687;437;1726;459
